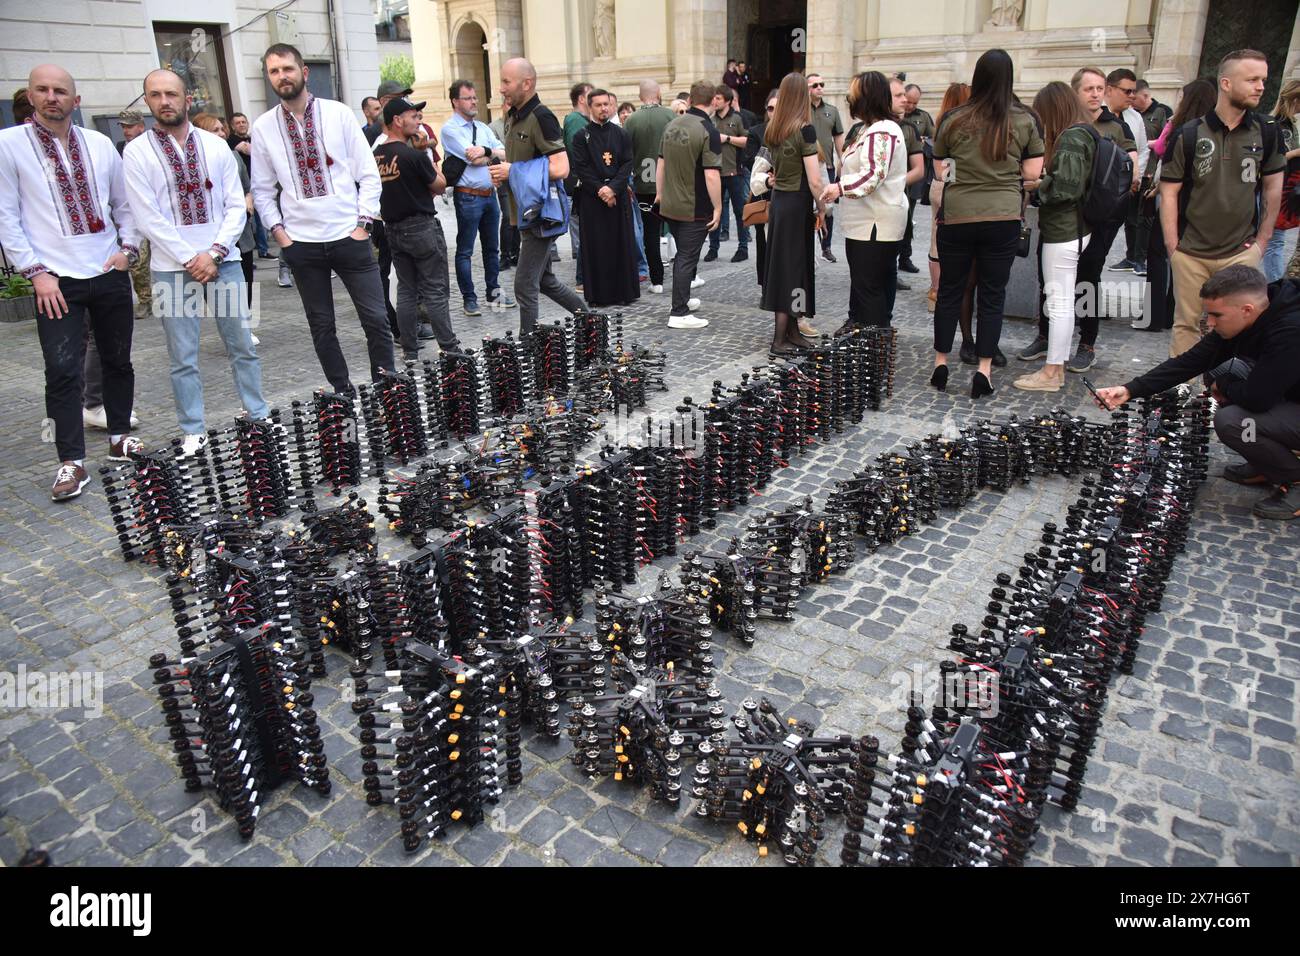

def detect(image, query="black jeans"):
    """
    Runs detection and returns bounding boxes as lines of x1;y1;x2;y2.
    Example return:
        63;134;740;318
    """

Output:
667;219;710;315
38;270;134;461
820;166;837;251
387;213;459;355
900;189;919;262
371;220;399;335
497;186;519;265
935;219;1020;357
280;236;396;392
1125;188;1150;266
846;231;900;327
636;195;664;286
1216;402;1300;485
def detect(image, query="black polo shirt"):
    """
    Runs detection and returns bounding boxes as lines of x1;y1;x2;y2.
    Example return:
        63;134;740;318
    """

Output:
1161;109;1286;259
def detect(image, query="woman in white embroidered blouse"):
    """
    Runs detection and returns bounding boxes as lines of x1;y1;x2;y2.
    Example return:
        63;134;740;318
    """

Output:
819;71;909;336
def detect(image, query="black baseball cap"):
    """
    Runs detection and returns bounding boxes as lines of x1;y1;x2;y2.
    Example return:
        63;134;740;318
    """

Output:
383;96;426;124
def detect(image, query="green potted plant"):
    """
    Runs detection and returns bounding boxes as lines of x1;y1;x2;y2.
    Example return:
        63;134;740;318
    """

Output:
0;273;35;323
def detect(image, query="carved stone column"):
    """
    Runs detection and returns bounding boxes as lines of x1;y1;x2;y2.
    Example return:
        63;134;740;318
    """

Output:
1144;0;1211;103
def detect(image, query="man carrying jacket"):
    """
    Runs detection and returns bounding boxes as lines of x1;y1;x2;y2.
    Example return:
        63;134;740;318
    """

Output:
1095;266;1300;520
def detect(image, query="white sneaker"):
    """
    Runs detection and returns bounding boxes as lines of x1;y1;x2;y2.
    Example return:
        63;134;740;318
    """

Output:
178;433;208;458
667;314;708;329
83;406;108;430
250;333;260;346
687;297;701;311
649;284;664;294
691;277;705;288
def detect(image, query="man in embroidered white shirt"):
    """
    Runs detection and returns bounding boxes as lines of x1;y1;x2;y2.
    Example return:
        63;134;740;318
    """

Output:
124;69;269;458
251;43;395;394
0;64;145;501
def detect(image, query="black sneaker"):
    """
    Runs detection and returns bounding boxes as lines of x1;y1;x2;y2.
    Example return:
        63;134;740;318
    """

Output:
1253;484;1300;520
464;301;482;317
1066;344;1096;373
418;324;437;340
1132;261;1147;277
1109;258;1135;272
730;248;748;263
898;258;920;273
1223;462;1269;486
703;249;718;262
1016;336;1048;361
821;248;837;264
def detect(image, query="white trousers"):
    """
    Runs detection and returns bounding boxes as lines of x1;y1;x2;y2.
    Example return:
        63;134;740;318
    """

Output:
1042;233;1090;365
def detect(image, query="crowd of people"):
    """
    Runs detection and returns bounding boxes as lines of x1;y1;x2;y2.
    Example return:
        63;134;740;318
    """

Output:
1;44;1298;519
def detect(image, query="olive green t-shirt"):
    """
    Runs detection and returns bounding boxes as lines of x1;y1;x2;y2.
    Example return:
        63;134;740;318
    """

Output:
903;107;936;142
624;103;674;195
933;104;1044;223
768;124;818;192
713;108;748;177
658;107;722;221
503;94;566;225
1092;107;1136;152
1161;110;1287;259
901;119;923;158
810;101;843;168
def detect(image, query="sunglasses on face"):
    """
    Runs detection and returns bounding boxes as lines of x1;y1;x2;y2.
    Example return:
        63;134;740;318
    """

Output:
810;83;825;89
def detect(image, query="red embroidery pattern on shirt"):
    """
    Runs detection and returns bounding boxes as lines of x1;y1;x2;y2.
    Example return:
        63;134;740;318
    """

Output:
153;127;212;225
282;97;331;199
31;123;104;234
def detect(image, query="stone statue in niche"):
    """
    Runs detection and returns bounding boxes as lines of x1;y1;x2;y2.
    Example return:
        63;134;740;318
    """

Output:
984;0;1024;31
594;0;616;58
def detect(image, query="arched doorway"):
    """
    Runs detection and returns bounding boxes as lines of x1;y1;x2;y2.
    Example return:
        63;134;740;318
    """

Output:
453;21;494;122
728;0;807;113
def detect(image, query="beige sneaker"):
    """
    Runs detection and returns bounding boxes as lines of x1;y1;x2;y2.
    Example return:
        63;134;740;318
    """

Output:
51;462;90;501
1013;369;1064;392
798;319;819;337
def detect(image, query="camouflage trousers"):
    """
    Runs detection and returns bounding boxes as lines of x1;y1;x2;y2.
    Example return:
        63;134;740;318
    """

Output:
130;239;152;311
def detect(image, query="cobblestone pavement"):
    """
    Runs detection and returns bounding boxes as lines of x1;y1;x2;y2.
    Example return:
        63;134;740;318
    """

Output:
1;204;1296;867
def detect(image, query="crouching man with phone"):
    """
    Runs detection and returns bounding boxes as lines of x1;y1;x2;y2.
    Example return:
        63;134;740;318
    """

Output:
1092;265;1300;520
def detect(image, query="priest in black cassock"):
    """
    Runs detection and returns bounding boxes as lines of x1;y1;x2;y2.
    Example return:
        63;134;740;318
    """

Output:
570;90;641;307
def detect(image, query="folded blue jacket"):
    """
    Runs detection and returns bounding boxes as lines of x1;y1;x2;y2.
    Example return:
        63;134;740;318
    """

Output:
509;156;570;239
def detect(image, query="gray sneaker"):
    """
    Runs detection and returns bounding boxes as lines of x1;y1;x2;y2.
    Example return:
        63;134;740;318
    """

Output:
1016;335;1048;361
1252;484;1300;520
1066;344;1096;373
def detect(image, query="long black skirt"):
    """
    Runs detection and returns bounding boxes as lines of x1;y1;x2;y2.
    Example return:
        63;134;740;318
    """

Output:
760;186;816;317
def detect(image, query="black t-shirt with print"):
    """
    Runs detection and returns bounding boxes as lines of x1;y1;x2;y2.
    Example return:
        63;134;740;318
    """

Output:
373;140;437;224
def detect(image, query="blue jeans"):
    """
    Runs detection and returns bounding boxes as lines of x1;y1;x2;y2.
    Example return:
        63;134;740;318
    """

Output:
253;211;269;257
1263;228;1294;283
631;195;649;279
708;174;750;252
153;260;269;435
453;191;501;305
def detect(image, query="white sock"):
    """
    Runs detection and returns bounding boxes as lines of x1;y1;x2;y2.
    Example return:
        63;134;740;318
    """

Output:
72;459;84;467
110;433;125;444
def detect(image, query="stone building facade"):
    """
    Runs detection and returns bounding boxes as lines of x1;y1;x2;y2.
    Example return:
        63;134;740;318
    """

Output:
0;0;382;137
409;0;1300;128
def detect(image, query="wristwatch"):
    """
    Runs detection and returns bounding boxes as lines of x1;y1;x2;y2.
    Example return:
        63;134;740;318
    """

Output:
210;250;225;267
358;219;374;236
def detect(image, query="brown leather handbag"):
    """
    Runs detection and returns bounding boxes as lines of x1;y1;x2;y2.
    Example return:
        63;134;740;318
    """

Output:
742;198;769;226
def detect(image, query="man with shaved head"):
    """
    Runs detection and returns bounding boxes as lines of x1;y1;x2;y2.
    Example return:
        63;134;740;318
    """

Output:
488;57;586;333
624;79;674;291
0;64;145;501
124;68;268;458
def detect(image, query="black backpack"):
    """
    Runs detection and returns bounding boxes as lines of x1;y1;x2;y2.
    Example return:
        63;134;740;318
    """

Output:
1075;124;1133;230
1174;113;1279;237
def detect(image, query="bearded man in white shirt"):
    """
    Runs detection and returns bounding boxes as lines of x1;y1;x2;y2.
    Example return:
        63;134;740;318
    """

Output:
124;69;269;458
0;64;145;501
250;43;395;394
